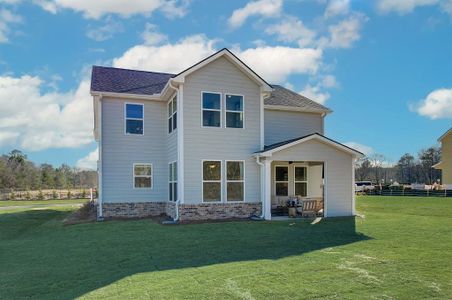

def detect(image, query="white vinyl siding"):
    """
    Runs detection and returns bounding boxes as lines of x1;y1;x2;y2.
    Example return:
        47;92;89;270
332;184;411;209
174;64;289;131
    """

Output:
264;109;323;145
183;56;261;204
102;98;167;203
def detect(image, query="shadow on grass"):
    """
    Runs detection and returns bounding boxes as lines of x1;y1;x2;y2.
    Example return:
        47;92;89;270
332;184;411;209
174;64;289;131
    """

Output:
0;209;370;299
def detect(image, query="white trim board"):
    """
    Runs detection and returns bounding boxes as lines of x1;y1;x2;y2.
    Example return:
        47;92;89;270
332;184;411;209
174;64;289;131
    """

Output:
257;134;364;158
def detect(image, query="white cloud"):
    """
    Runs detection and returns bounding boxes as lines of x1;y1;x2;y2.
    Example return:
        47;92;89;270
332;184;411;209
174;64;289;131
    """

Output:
377;0;439;14
0;131;19;147
411;88;452;119
238;46;323;83
76;147;98;170
0;75;93;151
344;142;374;155
113;33;323;83
322;13;367;48
0;9;22;43
141;23;168;45
112;34;216;73
264;16;317;47
321;75;338;88
300;84;330;104
86;17;123;41
324;0;350;18
34;0;189;19
228;0;282;29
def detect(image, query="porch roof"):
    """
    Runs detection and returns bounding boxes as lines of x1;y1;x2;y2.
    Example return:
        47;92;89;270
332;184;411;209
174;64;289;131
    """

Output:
255;133;364;158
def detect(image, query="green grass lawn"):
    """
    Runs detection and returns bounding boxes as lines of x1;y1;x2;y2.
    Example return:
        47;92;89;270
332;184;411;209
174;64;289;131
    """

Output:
0;196;451;299
0;199;87;207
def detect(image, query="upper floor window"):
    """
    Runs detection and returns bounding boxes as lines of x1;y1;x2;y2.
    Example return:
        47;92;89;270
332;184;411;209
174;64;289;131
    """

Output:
134;163;152;188
202;92;221;127
168;95;177;134
226;94;244;128
125;103;143;135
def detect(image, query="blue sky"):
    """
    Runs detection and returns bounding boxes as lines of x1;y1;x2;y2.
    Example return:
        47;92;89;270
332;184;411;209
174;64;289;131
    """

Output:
0;0;451;169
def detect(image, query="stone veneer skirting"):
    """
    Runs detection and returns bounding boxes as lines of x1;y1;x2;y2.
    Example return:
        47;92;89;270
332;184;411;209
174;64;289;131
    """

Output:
101;201;262;221
178;202;262;221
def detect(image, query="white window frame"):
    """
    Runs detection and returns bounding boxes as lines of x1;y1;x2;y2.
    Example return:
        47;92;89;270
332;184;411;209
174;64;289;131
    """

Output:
274;165;289;197
294;165;308;197
201;91;222;128
168;95;177;134
225;160;245;202
124;102;144;135
168;161;177;201
202;159;222;203
225;94;245;129
133;163;152;189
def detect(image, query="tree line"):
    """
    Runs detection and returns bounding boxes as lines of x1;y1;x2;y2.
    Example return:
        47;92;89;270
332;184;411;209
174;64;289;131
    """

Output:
355;146;442;185
0;150;97;191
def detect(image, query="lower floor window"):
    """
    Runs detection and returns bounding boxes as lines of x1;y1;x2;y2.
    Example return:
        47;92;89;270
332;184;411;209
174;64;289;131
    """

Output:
275;166;288;196
294;166;307;197
203;161;221;202
134;164;152;188
226;161;244;202
169;162;177;201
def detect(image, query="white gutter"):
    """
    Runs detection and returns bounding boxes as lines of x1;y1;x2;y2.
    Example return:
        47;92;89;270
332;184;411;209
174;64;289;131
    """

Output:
90;91;162;101
96;94;104;221
168;79;181;222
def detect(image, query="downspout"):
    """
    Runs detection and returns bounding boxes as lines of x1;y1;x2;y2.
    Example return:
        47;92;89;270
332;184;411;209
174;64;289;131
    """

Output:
253;155;266;220
97;94;104;221
162;79;181;224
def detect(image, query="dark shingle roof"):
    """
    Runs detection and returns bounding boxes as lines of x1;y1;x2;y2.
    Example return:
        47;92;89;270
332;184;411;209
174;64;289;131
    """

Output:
91;66;174;95
90;66;329;114
265;85;331;113
255;133;364;155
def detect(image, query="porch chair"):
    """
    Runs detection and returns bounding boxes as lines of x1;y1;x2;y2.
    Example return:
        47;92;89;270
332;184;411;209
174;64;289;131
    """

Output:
301;200;318;218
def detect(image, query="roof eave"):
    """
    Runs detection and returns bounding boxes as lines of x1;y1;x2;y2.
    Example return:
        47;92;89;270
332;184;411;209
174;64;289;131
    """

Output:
264;104;333;115
90;90;163;100
255;133;364;158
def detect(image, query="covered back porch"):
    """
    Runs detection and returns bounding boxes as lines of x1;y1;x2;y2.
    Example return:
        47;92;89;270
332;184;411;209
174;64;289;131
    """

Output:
255;133;364;220
271;161;324;218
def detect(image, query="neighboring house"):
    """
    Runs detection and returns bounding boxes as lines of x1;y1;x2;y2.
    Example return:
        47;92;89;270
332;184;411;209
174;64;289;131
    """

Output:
433;128;452;188
90;48;363;222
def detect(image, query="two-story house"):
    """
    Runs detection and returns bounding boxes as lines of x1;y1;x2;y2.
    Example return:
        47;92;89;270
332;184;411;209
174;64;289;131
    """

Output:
90;48;363;222
433;128;452;188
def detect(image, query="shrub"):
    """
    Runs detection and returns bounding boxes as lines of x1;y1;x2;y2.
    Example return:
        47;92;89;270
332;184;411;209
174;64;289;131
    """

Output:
67;190;72;199
25;191;31;200
9;190;15;200
52;190;58;199
37;189;44;200
81;189;86;199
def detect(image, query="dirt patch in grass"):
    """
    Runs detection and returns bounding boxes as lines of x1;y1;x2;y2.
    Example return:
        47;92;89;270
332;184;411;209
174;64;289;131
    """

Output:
64;201;97;225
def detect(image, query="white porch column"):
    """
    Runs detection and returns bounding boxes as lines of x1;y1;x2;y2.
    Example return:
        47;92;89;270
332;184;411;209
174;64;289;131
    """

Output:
264;159;272;220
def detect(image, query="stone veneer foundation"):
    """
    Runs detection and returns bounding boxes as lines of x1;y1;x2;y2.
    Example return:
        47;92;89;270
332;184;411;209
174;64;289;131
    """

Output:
101;201;262;221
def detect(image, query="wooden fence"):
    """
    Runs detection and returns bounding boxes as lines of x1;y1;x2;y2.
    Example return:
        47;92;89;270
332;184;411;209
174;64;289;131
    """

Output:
363;189;452;197
0;189;97;201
